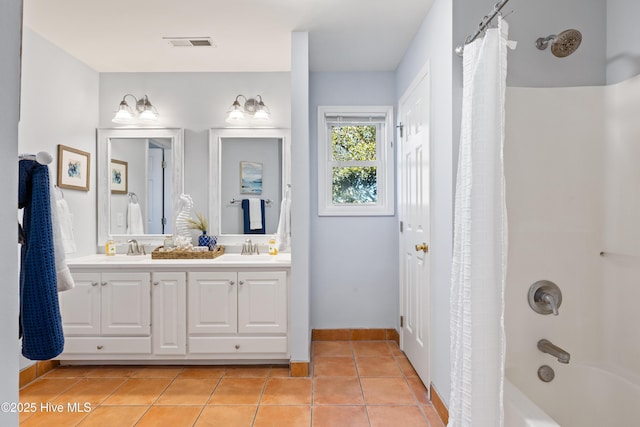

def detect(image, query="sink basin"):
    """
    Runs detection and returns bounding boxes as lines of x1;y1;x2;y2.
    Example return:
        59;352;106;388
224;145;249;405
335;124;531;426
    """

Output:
68;254;151;265
216;254;289;263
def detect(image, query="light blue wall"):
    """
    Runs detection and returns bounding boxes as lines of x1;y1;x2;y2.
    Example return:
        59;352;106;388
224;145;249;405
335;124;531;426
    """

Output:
0;1;21;423
606;0;640;84
309;71;399;329
20;28;99;257
395;0;454;407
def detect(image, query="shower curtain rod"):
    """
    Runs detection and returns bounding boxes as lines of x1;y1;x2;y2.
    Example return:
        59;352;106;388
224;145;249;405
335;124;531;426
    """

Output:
455;0;511;56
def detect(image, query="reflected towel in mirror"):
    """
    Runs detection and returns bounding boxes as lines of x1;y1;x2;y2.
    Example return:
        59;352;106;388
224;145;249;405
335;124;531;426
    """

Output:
127;199;145;234
241;199;265;234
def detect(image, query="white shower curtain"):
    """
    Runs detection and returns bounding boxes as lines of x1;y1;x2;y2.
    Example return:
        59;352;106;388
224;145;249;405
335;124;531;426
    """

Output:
449;17;510;427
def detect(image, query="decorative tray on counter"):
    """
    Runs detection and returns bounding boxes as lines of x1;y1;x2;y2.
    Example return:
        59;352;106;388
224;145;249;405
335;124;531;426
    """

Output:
151;245;225;260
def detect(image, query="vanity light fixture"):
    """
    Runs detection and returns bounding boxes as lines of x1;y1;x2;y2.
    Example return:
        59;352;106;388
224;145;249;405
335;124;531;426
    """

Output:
112;94;159;124
225;95;270;123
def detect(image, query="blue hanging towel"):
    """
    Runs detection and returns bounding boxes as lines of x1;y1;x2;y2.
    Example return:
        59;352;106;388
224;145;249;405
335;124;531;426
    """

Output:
18;159;64;360
241;199;266;234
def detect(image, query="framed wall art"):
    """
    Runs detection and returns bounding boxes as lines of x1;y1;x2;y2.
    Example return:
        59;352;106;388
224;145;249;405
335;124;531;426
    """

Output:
110;159;128;194
57;144;91;191
240;161;263;194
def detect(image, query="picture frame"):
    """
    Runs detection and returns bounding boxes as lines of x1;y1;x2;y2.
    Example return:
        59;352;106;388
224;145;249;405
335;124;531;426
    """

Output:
110;159;128;194
240;161;263;194
57;144;91;191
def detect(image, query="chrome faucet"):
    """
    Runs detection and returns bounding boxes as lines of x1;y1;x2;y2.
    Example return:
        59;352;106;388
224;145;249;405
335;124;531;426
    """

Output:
537;339;570;364
127;239;146;256
241;239;259;255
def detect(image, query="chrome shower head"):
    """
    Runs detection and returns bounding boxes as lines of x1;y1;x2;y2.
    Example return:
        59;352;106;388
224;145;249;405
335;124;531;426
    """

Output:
536;29;582;58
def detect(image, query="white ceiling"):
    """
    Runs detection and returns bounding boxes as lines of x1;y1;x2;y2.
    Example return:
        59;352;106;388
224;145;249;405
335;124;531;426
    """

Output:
23;0;434;73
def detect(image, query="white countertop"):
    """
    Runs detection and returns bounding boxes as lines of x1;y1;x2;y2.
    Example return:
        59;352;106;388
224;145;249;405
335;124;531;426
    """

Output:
67;252;291;269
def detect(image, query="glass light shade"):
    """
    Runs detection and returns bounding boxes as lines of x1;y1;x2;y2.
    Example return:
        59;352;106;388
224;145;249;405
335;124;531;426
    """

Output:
112;103;134;124
253;105;271;121
225;101;245;123
139;107;158;123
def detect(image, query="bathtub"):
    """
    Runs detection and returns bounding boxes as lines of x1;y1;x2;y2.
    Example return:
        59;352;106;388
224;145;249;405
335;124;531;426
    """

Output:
506;364;640;426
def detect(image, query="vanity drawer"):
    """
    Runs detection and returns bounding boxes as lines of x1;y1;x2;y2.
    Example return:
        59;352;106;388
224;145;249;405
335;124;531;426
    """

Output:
63;337;151;354
188;336;287;355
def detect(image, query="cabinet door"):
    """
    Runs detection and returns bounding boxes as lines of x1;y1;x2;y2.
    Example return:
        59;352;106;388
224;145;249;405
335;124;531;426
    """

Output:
238;271;287;334
152;272;186;355
188;272;237;334
59;272;101;336
101;272;150;336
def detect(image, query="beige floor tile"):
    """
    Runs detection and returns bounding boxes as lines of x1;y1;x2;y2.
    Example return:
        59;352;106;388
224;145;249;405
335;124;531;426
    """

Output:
312;341;353;357
360;378;417;405
396;355;419;377
423;404;446;427
20;378;80;403
356;356;403;377
20;409;89;427
195;405;257;427
407;377;430;404
177;366;226;379
268;366;291;377
224;366;270;378
208;378;265;405
312;405;369;427
84;366;139;378
136;405;201;427
131;366;183;379
52;378;126;406
101;378;172;405
313;356;357;377
76;405;147;427
368;405;428;427
42;366;94;379
253;405;311;427
386;341;405;356
155;378;218;405
352;341;393;357
313;377;364;405
260;378;312;405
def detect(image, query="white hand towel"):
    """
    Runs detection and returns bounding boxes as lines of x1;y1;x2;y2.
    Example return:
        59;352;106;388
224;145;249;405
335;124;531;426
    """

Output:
56;198;77;254
249;198;263;230
275;187;291;251
50;183;75;292
127;201;145;234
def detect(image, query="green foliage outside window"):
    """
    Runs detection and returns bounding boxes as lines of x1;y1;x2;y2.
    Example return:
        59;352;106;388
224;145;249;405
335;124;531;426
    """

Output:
331;125;378;204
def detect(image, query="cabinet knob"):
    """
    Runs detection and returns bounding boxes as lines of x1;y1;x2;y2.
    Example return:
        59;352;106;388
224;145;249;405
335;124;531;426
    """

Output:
153;282;159;286
239;280;244;285
97;345;104;350
101;282;107;286
91;282;99;287
234;344;240;350
229;280;235;286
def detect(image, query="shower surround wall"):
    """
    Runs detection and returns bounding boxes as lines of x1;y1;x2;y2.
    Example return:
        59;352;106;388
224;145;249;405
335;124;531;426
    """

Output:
504;74;640;398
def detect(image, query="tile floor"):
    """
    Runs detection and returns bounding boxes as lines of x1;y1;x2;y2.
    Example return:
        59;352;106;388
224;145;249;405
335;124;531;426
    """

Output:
19;340;445;426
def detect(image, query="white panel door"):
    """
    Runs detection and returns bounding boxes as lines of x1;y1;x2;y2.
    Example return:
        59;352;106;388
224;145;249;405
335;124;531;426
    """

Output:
398;67;431;386
237;271;287;334
101;272;150;336
188;272;237;335
147;147;164;234
59;272;101;336
152;272;186;355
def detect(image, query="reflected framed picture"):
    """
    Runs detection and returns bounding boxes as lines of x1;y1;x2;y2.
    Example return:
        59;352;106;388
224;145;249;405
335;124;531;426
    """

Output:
57;144;91;191
110;159;128;194
240;161;263;194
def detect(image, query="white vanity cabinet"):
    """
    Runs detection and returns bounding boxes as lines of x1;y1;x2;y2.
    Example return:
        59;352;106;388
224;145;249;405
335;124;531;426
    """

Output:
187;271;288;356
58;272;151;355
59;254;291;363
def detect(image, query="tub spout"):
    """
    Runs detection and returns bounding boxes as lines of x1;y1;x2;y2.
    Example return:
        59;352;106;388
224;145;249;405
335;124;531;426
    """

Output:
537;339;570;364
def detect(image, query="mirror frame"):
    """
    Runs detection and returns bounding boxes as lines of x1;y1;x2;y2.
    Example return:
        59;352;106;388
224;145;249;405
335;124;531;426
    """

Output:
97;128;184;249
209;128;291;246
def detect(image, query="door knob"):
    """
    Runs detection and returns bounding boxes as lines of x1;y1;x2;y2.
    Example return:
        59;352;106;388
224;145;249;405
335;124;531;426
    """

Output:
415;243;429;253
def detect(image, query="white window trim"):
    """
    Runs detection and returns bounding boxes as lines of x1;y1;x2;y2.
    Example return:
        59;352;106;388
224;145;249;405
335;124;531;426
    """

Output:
317;105;395;216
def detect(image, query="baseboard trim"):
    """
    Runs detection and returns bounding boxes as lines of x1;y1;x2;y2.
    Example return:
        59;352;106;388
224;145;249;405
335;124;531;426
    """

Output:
19;360;60;388
290;362;309;377
430;383;449;425
312;328;400;345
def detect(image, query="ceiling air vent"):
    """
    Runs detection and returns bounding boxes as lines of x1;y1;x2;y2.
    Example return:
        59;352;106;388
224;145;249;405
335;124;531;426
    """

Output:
163;37;216;48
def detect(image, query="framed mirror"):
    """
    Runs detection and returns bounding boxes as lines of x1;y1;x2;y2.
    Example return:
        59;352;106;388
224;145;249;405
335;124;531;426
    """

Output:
97;128;184;249
209;128;291;245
